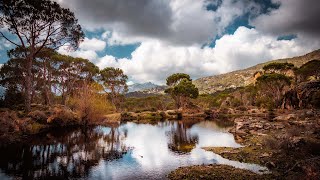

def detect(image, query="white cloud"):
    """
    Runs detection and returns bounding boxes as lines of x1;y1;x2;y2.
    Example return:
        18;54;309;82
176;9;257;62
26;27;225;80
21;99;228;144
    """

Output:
57;47;98;62
57;37;107;62
56;0;260;46
79;37;106;51
96;27;319;84
52;0;320;85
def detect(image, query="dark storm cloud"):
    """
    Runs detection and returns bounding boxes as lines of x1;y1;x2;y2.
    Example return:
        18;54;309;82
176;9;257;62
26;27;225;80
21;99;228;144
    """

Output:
251;0;320;38
58;0;173;37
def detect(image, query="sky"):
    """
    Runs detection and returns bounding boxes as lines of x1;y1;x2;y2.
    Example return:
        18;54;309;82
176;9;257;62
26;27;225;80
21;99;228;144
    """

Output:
1;0;320;84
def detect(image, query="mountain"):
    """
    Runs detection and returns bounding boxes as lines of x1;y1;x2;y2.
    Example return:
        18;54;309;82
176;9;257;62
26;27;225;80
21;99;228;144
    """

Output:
194;49;320;94
128;82;166;92
126;82;167;98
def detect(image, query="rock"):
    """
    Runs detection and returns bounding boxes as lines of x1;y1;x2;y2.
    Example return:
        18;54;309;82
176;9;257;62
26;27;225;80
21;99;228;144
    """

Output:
249;122;263;129
273;114;297;121
305;110;315;117
248;108;260;114
266;161;276;169
260;153;270;158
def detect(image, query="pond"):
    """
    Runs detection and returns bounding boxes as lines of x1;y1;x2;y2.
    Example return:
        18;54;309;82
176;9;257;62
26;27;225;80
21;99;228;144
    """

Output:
0;119;267;180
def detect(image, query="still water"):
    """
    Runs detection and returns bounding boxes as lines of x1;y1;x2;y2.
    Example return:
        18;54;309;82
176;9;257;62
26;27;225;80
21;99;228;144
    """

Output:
0;119;267;180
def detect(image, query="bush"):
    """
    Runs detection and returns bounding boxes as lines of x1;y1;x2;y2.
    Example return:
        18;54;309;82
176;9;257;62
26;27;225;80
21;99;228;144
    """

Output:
47;106;80;126
236;106;247;111
67;83;115;124
0;110;19;135
123;95;174;112
28;110;48;124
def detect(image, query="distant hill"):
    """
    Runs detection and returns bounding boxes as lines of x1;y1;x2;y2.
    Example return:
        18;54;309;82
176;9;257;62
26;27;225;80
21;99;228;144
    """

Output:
126;82;167;97
128;82;165;92
194;49;320;94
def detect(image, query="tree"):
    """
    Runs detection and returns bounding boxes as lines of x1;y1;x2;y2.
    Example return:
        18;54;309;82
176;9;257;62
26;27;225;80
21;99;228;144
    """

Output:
295;60;320;82
100;67;128;110
256;73;291;107
51;54;99;105
166;73;191;86
0;0;84;112
165;73;198;109
263;62;295;75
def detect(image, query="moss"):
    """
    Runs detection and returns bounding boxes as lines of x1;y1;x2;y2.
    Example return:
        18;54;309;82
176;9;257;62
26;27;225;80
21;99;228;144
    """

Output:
168;164;274;180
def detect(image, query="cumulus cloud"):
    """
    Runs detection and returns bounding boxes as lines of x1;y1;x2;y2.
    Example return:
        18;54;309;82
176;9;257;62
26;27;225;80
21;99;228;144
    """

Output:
251;0;320;38
95;27;319;84
52;0;320;84
79;38;106;51
56;0;260;46
57;37;108;62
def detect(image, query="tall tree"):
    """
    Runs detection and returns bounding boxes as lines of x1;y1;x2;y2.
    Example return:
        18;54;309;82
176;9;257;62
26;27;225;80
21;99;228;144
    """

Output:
100;67;128;110
51;54;99;105
0;0;84;112
165;73;198;109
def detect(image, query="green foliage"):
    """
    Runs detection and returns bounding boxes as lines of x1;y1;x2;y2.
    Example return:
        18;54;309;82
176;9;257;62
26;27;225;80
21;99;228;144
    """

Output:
256;73;291;85
0;0;84;50
172;79;199;98
295;59;320;82
165;74;198;109
123;95;174;112
100;67;128;110
166;73;191;86
192;91;231;109
0;0;84;112
263;62;294;74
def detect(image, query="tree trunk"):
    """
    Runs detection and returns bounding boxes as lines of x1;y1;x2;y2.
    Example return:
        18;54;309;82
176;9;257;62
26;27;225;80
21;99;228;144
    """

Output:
24;56;33;112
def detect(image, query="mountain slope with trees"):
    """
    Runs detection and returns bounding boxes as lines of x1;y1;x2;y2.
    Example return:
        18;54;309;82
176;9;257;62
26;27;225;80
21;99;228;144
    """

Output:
194;49;320;94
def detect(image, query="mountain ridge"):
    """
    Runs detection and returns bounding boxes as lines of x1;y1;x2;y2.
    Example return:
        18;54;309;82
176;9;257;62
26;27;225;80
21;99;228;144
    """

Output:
194;49;320;94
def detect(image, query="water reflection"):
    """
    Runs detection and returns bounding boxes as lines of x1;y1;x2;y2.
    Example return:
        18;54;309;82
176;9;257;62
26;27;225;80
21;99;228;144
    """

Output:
0;127;128;179
0;120;267;180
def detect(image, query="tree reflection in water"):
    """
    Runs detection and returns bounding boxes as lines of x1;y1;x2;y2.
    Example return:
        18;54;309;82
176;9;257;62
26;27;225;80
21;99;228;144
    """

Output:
167;119;199;154
0;126;127;179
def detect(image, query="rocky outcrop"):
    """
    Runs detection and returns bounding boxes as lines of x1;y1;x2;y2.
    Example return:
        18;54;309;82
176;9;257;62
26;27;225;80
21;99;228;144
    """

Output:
282;80;320;109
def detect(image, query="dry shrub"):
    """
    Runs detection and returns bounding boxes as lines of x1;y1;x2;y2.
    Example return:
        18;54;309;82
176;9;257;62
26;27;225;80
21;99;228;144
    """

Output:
0;110;19;135
68;83;115;124
47;105;80;126
28;110;48;124
262;135;280;150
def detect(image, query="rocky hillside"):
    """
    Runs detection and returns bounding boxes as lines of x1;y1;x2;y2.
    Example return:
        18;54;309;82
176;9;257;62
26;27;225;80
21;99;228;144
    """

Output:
128;82;166;92
126;83;167;97
194;49;320;94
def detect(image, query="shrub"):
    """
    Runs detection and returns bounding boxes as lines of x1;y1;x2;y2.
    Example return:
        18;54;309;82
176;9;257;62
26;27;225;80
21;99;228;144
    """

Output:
28;110;47;124
236;106;247;111
47;106;80;126
67;83;115;124
0;110;19;135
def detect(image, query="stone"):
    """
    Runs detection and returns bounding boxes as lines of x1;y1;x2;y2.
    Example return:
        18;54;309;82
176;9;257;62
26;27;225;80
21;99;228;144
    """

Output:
273;114;297;121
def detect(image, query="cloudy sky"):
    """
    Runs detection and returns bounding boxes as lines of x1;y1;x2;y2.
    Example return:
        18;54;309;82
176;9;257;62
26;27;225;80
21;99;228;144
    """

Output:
1;0;320;84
